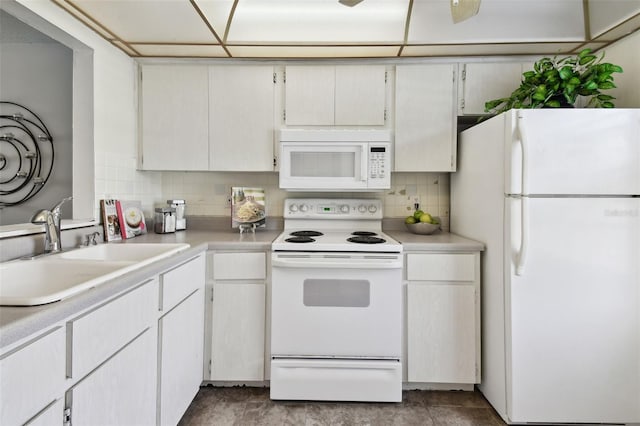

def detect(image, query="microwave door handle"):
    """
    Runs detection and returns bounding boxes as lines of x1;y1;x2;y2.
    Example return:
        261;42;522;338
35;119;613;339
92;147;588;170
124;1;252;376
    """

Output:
360;145;368;181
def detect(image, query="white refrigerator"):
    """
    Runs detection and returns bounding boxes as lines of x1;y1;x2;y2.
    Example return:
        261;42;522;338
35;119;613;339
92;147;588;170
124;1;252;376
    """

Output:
451;109;640;425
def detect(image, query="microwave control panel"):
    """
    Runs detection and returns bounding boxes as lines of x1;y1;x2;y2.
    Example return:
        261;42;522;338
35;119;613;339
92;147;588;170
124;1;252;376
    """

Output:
368;143;391;188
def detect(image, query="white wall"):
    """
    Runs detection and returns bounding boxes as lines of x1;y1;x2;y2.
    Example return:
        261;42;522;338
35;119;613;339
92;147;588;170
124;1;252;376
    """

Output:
602;31;640;108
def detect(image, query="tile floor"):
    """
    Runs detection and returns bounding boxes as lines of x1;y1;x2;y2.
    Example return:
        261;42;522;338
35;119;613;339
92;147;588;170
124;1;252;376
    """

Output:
179;386;507;426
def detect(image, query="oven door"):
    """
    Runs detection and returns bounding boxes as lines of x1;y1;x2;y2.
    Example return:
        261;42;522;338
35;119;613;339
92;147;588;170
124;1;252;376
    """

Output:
271;252;402;358
279;142;368;190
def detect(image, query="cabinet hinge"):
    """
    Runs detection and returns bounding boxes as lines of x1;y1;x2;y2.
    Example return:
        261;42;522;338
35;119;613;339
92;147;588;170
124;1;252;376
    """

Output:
384;109;387;122
210;287;214;302
283;71;286;84
283;110;286;121
208;359;212;375
273;157;277;168
460;99;465;109
63;407;71;426
384;71;388;84
273;72;276;84
461;65;467;81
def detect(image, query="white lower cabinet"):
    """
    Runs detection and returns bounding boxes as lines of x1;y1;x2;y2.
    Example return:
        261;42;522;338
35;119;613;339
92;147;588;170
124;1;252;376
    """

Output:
158;254;206;425
0;327;65;426
405;252;481;384
26;399;64;426
207;251;267;381
66;327;157;425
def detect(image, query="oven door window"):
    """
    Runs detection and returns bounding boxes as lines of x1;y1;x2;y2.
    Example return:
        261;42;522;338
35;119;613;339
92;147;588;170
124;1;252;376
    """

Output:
303;279;369;307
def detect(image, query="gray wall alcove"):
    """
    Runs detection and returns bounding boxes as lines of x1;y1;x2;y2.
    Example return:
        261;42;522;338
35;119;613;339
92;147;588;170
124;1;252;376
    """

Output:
0;3;95;230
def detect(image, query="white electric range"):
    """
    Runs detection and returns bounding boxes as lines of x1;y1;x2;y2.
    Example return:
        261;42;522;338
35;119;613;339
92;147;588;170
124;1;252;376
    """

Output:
270;199;403;402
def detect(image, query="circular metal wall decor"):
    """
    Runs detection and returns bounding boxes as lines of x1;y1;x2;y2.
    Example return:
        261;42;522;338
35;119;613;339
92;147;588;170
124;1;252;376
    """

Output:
0;101;54;207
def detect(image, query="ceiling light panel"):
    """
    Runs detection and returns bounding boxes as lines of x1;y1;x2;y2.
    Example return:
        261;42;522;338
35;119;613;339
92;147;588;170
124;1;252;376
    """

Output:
401;42;586;57
228;44;401;57
69;0;218;43
588;0;640;38
215;0;409;44
409;0;585;44
192;0;235;38
131;44;229;57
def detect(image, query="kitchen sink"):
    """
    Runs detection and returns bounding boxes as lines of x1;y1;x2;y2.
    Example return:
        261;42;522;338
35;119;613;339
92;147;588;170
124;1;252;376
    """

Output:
0;243;190;306
56;243;189;263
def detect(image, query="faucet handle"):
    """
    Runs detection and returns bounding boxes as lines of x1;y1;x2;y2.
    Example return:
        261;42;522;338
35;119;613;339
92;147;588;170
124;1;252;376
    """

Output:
51;196;73;213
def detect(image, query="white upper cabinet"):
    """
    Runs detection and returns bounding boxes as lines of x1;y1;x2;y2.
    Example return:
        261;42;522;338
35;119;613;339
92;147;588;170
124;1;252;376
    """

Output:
458;62;523;115
285;65;335;125
284;65;386;126
209;66;276;171
140;65;209;170
395;64;457;172
335;65;386;125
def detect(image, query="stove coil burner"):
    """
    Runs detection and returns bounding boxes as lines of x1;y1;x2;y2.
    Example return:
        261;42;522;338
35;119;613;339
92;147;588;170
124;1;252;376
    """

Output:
290;230;324;237
351;231;378;237
347;236;386;244
285;236;316;243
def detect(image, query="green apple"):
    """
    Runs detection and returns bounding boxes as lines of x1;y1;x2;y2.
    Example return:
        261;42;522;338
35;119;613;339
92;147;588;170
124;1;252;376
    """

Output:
405;216;417;224
413;210;424;220
419;213;433;223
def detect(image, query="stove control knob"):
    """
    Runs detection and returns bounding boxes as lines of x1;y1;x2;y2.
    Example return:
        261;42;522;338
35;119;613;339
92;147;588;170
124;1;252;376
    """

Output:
340;205;350;214
368;204;378;214
358;204;367;213
300;204;309;213
289;204;299;213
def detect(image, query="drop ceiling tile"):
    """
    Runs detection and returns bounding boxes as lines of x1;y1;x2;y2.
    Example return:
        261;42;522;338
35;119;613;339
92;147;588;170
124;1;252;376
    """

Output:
112;40;140;56
193;0;235;39
227;45;401;58
401;42;585;57
131;44;228;57
69;0;216;43
51;0;115;40
225;0;408;43
409;0;585;44
588;0;640;37
591;13;640;41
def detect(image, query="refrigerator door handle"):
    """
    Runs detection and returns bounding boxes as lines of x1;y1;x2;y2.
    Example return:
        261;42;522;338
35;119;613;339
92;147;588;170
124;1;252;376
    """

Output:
516;113;529;195
515;195;529;276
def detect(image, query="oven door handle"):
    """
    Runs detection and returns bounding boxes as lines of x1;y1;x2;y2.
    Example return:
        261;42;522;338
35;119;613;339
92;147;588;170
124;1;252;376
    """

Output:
272;256;402;269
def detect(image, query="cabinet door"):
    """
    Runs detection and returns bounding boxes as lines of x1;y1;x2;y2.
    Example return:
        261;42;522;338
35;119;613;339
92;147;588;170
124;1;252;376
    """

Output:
284;65;335;125
159;289;205;426
0;327;65;426
140;65;209;170
407;283;476;383
211;282;265;381
209;66;275;171
395;64;457;172
69;327;157;425
459;62;523;115
335;65;386;125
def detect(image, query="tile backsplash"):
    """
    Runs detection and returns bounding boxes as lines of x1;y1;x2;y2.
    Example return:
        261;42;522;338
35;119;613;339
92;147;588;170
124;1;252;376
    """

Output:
159;171;450;230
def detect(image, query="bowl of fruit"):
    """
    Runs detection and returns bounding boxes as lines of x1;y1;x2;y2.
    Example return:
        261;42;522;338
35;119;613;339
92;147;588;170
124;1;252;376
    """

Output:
405;210;441;235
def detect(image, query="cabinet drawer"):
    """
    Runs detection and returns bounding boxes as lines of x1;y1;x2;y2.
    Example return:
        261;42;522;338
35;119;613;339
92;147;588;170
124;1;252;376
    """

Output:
68;279;157;379
211;252;266;280
0;327;65;426
161;254;205;312
406;253;476;282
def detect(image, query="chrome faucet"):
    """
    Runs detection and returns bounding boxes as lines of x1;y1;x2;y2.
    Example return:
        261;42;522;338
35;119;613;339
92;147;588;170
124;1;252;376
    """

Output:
31;196;72;253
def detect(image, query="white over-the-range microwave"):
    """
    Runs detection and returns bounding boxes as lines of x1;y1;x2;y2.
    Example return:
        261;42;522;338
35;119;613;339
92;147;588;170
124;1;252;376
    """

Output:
278;129;391;191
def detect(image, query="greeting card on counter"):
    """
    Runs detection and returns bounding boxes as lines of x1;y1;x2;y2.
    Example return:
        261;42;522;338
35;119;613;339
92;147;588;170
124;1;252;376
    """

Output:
116;200;147;239
100;199;122;242
231;187;266;229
